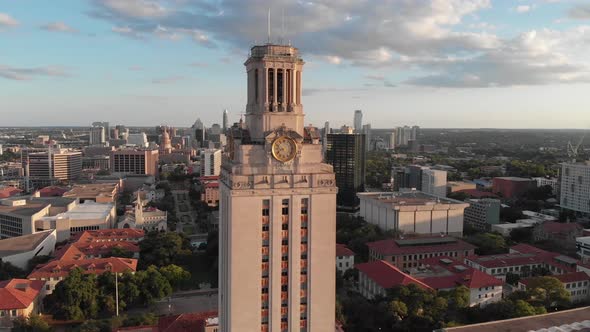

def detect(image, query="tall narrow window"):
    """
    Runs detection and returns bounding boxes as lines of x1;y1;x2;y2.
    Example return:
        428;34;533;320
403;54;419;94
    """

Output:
254;69;259;104
277;69;284;104
268;69;275;106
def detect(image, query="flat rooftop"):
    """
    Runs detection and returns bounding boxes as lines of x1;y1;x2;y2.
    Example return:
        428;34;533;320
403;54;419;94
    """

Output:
63;183;118;198
494;177;534;182
0;199;49;217
358;191;467;206
41;201;114;221
442;306;590;332
0;230;54;257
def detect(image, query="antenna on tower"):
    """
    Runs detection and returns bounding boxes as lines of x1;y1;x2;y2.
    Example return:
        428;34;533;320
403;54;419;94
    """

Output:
281;8;285;44
267;8;271;44
567;133;586;163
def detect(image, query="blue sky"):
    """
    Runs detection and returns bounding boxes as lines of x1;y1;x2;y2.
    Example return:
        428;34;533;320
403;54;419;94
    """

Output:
1;0;590;128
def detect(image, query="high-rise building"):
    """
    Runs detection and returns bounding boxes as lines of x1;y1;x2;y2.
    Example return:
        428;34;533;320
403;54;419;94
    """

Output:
27;150;82;183
354;110;363;133
110;149;159;176
223;109;229;133
411;125;420;140
362;123;372;151
92;122;110;140
89;126;106;146
127;133;148;148
326;128;366;210
421;168;447;197
322;121;330;156
207;124;222;144
192;118;205;147
388;132;396;149
464;199;501;231
220;43;337;331
560;161;590;214
200;149;221;176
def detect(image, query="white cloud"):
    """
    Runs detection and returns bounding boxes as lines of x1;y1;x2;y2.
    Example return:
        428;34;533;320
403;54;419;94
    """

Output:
0;65;69;81
0;13;19;27
515;5;532;13
40;22;77;33
95;0;169;18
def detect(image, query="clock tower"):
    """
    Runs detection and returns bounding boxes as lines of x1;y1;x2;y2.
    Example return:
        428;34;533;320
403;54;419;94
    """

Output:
219;44;337;332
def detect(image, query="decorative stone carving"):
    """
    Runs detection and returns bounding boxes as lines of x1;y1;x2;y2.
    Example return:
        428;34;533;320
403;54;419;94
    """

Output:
318;179;335;187
232;181;253;189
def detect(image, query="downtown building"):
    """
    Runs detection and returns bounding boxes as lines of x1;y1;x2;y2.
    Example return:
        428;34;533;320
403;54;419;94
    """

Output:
325;127;366;211
560;161;590;215
26;149;82;186
219;43;337;331
110;149;159;176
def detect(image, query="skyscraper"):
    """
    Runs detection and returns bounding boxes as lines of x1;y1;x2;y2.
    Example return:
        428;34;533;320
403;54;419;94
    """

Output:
89;126;106;146
223;109;229;133
560;161;590;214
220;43;337;331
353;110;363;133
326;127;366;211
92;122;110;140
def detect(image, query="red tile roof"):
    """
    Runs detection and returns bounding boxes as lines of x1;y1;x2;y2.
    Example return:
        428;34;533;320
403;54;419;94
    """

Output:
0;279;45;310
0;187;22;198
55;242;139;260
336;244;354;257
37;186;68;197
510;243;551;255
158;311;218;332
72;229;145;243
356;260;433;290
367;237;475;256
539;221;582;234
466;250;577;273
28;257;137;279
417;257;503;290
520;272;590;287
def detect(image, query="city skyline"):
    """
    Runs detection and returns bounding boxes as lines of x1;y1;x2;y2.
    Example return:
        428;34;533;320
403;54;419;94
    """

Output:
2;1;590;129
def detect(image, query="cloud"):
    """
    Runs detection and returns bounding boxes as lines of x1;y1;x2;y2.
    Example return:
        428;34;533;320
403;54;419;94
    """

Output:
405;29;590;87
88;0;590;88
0;65;69;81
152;75;185;84
93;0;169;18
0;13;19;27
128;66;143;71
365;74;385;81
40;22;78;33
515;5;532;13
568;4;590;19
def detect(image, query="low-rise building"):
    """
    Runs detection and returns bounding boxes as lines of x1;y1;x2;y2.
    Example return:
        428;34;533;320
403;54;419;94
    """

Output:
518;272;590;303
492;177;536;199
410;257;503;307
62;183;120;203
0;279;46;327
53;229;144;260
118;195;166;231
197;176;220;208
358;191;469;237
28;257;138;294
576;236;590;263
356;260;433;299
463;199;500;231
0;187;22;199
35;201;117;242
367;236;476;270
336;244;354;273
464;244;579;281
0;230;56;269
491;222;533;237
447;181;476;194
533;221;583;250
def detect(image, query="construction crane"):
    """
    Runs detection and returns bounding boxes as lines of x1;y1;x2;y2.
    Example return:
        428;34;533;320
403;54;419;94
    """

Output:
567;133;586;162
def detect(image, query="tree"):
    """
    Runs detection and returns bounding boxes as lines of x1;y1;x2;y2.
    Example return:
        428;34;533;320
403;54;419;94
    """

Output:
513;300;536;317
122;313;158;327
109;246;134;259
389;300;408;321
12;314;52;332
467;233;507;255
501;207;524;223
139;231;191;269
48;268;100;320
0;260;26;280
447;192;469;201
159;264;191;290
509;227;533;244
134;266;173;305
524;276;571;309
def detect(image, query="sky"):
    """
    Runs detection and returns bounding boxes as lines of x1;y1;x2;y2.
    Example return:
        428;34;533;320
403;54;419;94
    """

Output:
1;0;590;129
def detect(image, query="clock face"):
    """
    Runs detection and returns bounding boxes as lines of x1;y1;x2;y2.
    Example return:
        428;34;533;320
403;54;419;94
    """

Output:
271;136;297;163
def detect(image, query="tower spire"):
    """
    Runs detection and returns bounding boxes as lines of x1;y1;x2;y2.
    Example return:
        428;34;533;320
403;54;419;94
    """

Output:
267;8;271;44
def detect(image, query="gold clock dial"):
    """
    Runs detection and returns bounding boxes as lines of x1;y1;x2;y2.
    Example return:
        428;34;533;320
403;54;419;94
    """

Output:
271;136;297;162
